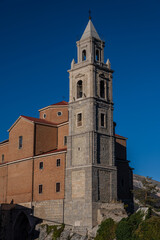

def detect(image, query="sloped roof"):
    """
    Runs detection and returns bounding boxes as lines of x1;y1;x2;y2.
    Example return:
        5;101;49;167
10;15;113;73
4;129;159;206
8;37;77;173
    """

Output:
21;115;58;126
115;134;127;140
0;139;9;145
36;147;67;156
51;101;68;106
8;115;59;132
80;20;101;41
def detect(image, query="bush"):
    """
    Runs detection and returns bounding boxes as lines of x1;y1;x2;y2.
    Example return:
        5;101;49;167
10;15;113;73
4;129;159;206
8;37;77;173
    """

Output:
116;211;143;240
145;207;152;220
95;218;116;240
116;218;132;240
42;223;65;240
135;216;160;240
51;224;65;240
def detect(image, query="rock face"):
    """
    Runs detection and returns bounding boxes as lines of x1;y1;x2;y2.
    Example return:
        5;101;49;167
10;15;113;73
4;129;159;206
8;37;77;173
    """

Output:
133;174;160;192
97;203;128;224
36;224;89;240
133;174;160;207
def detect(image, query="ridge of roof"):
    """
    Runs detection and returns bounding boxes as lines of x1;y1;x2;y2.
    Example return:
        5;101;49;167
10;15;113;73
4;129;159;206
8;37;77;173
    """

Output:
115;134;127;139
0;139;9;145
80;19;101;41
21;115;58;126
51;101;68;106
36;147;67;156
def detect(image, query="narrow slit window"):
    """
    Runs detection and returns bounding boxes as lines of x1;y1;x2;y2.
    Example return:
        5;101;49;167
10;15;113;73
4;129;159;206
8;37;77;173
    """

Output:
77;80;83;99
39;162;43;170
101;113;105;127
19;136;23;149
77;113;82;127
56;182;60;192
2;154;4;163
82;50;86;61
39;184;43;194
100;81;105;98
96;49;99;61
57;159;61;167
64;136;67;146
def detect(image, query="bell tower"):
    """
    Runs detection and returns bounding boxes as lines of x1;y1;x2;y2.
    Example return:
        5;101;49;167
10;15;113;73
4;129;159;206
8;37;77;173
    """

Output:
64;19;117;228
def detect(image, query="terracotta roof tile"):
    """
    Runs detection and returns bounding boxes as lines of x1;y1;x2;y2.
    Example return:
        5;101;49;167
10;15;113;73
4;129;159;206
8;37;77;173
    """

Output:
21;115;58;126
51;101;68;106
36;148;67;156
115;134;127;139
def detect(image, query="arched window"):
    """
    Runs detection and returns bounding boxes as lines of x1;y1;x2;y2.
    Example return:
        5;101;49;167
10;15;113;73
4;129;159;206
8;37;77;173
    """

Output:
96;50;99;61
82;50;86;61
77;80;83;98
100;80;105;98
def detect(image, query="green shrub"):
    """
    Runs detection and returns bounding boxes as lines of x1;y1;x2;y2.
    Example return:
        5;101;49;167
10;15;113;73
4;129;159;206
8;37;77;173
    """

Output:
127;211;143;232
116;211;143;240
116;218;132;240
52;223;65;240
135;216;160;240
95;218;116;240
42;223;65;240
145;207;152;220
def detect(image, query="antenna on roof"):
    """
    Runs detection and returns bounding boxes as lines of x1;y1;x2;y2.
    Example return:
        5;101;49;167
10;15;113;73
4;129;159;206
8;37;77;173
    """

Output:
89;10;92;20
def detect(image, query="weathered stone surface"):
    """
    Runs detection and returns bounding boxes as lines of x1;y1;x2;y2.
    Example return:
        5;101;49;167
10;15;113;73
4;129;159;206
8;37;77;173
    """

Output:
70;233;88;240
37;224;48;240
87;225;99;239
60;230;70;240
97;203;127;224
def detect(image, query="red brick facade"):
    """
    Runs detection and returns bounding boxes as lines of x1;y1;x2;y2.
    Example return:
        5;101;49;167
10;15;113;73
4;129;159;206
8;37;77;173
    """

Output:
0;102;68;204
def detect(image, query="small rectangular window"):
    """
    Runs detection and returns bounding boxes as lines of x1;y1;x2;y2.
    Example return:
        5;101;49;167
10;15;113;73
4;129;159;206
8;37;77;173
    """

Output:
19;136;23;149
39;162;43;169
39;184;43;194
101;113;105;127
2;154;4;163
77;113;82;127
56;182;60;192
57;159;60;167
64;136;67;146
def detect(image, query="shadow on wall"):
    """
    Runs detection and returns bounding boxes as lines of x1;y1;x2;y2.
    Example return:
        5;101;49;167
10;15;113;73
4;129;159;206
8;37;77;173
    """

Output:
0;203;42;240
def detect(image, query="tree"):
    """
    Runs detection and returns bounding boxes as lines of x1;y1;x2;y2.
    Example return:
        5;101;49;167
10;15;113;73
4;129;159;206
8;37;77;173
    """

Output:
95;218;116;240
133;176;159;207
116;211;143;240
135;216;160;240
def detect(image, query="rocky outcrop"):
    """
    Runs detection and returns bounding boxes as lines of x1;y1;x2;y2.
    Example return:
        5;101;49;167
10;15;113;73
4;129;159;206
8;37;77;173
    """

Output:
97;203;127;224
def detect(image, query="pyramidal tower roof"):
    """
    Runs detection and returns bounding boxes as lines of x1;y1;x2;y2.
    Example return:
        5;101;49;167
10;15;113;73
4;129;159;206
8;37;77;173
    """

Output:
80;19;101;41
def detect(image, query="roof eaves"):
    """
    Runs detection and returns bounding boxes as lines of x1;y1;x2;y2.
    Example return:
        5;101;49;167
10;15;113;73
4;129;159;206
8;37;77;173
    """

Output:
115;134;128;140
38;101;68;112
0;139;9;145
8;116;35;132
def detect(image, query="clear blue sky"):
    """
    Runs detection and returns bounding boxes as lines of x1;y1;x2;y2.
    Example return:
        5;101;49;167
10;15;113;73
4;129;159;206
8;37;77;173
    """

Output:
0;0;160;181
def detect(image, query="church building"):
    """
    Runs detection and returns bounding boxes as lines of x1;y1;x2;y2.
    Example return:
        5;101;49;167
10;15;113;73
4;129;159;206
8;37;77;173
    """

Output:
0;19;133;229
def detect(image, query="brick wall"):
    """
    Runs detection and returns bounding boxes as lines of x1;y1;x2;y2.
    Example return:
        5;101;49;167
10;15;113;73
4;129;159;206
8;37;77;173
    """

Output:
0;166;7;202
8;118;34;162
57;124;68;149
33;152;66;202
115;136;126;160
0;142;9;163
35;124;57;155
39;106;68;124
7;159;33;203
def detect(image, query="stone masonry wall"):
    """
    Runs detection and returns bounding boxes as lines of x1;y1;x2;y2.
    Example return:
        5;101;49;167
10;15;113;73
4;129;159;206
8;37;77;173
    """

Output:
33;199;64;224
